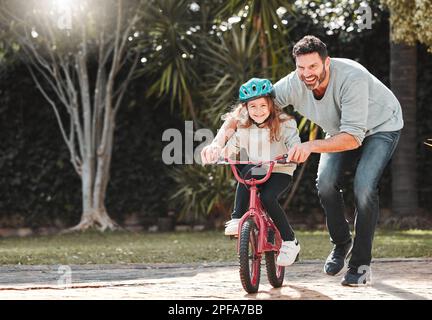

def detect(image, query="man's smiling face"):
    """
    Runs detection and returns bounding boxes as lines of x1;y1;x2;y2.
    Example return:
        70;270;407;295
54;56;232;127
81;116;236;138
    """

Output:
296;52;329;90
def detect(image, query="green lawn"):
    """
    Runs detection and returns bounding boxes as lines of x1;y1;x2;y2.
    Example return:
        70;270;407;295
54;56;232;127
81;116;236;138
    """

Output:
0;230;430;265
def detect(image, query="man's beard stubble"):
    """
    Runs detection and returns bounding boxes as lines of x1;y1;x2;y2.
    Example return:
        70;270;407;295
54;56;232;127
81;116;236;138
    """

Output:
302;65;326;90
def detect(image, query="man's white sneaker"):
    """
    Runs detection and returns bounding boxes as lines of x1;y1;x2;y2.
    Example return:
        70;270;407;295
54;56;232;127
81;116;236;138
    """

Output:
224;219;240;236
277;239;300;266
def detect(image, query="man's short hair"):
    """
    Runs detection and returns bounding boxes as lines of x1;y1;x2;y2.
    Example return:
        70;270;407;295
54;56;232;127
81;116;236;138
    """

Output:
292;35;328;61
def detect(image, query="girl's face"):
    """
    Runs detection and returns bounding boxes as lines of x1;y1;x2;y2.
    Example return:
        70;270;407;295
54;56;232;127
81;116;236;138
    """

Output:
246;97;271;125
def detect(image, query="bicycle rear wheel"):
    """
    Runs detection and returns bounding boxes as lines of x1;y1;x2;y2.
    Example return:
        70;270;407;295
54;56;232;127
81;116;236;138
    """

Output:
239;219;261;293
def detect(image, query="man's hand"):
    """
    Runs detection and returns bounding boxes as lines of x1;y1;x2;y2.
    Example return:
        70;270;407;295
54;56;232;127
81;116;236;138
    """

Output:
286;133;360;163
287;143;312;163
201;144;222;165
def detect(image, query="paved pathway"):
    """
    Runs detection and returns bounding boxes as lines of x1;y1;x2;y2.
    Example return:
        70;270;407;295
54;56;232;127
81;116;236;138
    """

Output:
0;258;430;300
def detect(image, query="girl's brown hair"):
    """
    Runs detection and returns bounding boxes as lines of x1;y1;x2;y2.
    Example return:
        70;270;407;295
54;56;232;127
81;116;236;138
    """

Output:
223;96;292;142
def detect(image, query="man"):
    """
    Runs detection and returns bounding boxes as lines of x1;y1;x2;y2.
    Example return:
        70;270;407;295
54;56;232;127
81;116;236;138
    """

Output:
201;35;403;286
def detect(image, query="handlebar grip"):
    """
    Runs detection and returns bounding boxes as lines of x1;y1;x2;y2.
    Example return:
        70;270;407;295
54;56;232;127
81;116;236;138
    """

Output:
276;153;288;164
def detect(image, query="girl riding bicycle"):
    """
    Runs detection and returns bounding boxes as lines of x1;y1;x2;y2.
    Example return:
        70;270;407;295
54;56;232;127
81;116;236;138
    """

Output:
220;78;301;266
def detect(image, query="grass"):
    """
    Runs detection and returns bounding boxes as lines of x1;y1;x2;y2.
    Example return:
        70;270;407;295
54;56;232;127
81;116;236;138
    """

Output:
0;229;430;265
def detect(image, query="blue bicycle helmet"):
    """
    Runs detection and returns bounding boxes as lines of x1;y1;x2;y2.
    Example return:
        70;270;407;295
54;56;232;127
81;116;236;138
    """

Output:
239;78;275;103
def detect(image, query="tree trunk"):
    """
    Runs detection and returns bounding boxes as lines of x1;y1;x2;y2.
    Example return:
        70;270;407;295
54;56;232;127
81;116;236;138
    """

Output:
66;207;118;232
390;42;418;216
65;169;119;232
65;116;119;232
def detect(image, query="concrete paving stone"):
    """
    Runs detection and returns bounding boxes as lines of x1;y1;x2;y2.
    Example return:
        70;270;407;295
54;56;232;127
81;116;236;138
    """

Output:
0;258;430;300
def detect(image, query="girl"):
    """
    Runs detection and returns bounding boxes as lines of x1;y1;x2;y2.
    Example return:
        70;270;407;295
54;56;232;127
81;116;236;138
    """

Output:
221;78;301;266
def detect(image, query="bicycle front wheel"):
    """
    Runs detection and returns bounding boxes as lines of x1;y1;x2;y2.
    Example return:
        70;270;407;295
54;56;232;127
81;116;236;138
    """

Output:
239;219;261;293
265;251;285;288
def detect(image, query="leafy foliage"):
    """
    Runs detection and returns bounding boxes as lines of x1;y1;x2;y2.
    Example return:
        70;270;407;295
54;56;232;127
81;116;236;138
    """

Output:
199;26;261;127
169;164;235;223
1;0;432;228
0;65;180;227
381;0;432;51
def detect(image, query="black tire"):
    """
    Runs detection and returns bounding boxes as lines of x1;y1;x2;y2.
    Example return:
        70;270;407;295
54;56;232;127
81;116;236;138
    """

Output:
239;219;261;293
265;251;285;288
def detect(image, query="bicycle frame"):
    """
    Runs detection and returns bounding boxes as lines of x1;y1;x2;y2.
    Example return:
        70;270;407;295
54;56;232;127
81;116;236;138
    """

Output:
223;155;289;256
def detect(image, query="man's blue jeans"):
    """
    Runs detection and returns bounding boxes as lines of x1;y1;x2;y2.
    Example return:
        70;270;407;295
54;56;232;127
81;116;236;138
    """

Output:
316;130;401;269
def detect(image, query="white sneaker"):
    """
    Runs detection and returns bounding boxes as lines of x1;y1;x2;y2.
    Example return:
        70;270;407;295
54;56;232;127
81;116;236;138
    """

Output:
277;239;300;266
224;219;240;236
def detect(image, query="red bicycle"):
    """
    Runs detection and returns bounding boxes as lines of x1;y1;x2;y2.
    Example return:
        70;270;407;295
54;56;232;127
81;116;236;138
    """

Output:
218;154;294;293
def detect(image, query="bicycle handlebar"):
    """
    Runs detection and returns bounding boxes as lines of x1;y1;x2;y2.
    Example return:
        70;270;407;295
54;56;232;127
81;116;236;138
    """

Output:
216;154;296;186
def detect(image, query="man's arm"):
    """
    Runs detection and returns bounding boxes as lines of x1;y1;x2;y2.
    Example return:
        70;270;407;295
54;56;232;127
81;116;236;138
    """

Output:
287;132;360;163
288;75;370;163
307;132;360;153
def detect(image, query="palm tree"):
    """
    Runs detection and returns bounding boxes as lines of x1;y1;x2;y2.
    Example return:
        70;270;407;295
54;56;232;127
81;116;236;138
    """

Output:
390;42;418;216
200;25;261;126
138;0;235;128
170;25;264;222
216;0;294;79
168;1;297;222
381;0;424;216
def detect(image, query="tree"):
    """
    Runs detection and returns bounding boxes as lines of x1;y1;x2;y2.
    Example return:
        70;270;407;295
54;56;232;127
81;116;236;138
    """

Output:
138;0;217;128
390;41;418;216
169;1;314;220
169;25;264;222
216;0;295;79
380;0;432;215
381;0;432;51
0;0;142;231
